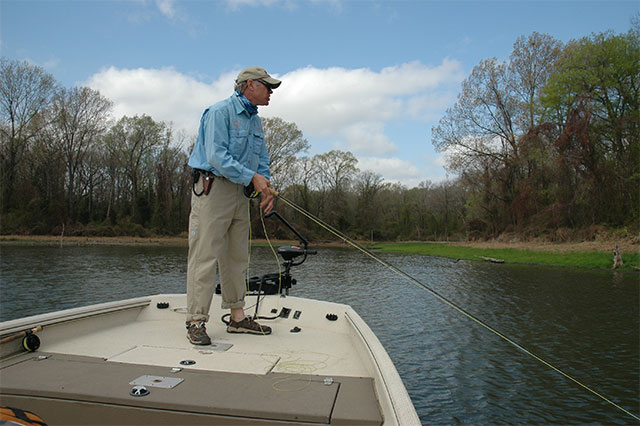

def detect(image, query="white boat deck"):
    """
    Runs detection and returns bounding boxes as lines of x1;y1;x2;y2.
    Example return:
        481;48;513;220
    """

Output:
0;294;420;425
40;294;372;377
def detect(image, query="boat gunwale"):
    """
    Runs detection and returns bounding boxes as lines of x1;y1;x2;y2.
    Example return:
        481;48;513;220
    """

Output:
0;297;152;337
344;309;421;426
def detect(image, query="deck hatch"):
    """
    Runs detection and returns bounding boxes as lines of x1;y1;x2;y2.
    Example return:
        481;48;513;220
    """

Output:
129;375;183;389
107;345;278;374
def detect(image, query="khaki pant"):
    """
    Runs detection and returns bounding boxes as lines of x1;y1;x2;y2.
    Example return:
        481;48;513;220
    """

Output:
186;177;249;322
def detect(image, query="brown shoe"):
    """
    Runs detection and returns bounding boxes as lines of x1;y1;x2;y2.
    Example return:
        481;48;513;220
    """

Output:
186;321;211;345
227;317;272;335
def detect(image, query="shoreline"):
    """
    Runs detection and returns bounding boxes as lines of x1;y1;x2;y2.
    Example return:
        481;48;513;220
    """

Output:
0;235;190;246
1;234;637;252
2;234;638;271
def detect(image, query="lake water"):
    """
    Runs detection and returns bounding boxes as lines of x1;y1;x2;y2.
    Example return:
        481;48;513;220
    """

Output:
1;243;638;424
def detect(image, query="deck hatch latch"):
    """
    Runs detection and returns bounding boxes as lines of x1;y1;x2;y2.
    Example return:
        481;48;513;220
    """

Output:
130;385;150;397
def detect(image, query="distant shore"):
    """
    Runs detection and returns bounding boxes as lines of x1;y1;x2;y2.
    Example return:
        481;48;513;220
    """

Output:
0;235;190;246
1;234;637;251
2;234;638;271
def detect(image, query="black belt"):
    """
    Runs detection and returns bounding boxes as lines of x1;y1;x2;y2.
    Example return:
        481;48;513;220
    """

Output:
193;168;215;177
192;169;258;199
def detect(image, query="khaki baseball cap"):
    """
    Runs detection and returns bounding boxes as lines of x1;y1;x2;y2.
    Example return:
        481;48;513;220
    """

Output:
236;66;281;89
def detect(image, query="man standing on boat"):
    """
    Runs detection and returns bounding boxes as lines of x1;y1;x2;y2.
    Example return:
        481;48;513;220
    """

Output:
185;66;280;345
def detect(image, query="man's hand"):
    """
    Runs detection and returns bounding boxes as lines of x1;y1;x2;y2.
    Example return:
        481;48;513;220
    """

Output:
251;173;275;213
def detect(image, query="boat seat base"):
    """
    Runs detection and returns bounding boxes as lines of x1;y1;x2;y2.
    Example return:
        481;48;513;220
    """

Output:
0;352;382;425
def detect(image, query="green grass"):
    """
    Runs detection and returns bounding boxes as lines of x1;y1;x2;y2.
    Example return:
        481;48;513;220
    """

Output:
374;242;640;271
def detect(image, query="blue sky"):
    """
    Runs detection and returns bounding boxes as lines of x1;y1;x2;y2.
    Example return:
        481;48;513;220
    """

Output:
2;0;637;188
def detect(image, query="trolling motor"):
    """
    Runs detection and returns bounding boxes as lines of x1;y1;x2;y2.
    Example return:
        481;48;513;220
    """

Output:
215;211;316;297
247;211;316;296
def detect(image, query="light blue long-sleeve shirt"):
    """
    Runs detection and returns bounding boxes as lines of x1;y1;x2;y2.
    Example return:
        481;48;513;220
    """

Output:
188;92;270;186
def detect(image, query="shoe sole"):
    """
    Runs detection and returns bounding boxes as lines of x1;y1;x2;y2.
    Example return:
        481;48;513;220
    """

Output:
187;335;211;345
226;326;271;335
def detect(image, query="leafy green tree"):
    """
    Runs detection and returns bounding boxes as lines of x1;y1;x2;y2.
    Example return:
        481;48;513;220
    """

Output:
542;30;640;226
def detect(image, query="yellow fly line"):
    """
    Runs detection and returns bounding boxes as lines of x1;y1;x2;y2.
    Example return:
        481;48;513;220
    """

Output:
268;189;639;422
247;202;284;312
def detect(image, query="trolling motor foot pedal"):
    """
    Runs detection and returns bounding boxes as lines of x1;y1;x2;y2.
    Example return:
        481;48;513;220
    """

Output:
279;307;291;318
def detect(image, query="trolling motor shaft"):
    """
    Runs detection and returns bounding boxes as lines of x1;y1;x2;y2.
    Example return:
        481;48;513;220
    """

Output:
248;212;316;296
215;210;316;297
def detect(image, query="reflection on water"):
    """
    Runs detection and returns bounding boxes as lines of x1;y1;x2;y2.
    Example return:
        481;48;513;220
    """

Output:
1;243;638;424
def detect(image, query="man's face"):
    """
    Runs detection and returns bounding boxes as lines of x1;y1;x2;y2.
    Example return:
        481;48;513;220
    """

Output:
244;79;272;106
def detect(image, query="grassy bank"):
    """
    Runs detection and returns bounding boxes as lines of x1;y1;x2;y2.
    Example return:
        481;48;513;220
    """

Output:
375;242;640;271
2;235;638;271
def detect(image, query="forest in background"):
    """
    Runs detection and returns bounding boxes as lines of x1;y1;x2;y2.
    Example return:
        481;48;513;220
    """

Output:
1;27;638;243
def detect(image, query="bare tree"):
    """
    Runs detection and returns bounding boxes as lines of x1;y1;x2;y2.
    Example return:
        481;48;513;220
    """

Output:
432;32;563;233
0;58;56;212
104;115;165;223
152;128;189;233
314;150;359;194
49;86;112;221
313;150;359;230
434;33;562;172
509;32;563;130
261;116;309;189
354;170;387;240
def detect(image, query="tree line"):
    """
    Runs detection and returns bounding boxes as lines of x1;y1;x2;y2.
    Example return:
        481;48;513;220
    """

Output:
431;28;638;240
1;27;638;242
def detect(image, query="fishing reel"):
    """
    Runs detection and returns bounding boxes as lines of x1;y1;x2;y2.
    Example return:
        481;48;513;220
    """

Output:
243;182;259;199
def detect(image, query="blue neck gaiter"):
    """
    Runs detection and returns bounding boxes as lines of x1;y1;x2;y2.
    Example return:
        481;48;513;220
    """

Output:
236;90;258;115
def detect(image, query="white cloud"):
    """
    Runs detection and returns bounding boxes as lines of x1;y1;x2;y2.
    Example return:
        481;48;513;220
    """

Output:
432;151;450;170
156;0;177;18
42;57;61;70
357;157;423;188
224;0;283;10
266;61;464;156
85;66;234;137
22;55;60;72
357;154;452;188
223;0;341;12
84;60;463;186
340;122;397;155
155;0;192;25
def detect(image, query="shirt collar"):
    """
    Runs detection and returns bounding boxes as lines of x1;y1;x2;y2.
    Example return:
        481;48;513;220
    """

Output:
231;92;247;116
234;91;258;116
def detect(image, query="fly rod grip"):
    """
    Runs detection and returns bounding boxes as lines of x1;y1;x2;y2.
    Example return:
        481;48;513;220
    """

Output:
0;325;42;344
268;187;280;197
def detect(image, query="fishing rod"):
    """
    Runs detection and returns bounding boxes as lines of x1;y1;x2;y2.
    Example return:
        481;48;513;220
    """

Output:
267;188;639;422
